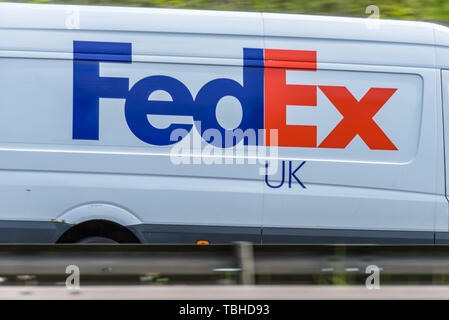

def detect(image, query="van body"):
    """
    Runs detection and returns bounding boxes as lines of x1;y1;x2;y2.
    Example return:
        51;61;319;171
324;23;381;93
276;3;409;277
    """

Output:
1;2;449;243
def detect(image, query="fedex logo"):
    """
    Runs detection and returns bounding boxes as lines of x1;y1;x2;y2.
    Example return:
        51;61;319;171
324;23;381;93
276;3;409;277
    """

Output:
73;41;397;150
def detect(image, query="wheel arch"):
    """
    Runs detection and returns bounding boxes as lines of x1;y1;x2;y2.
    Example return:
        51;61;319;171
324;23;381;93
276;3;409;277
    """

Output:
55;203;143;243
56;202;142;226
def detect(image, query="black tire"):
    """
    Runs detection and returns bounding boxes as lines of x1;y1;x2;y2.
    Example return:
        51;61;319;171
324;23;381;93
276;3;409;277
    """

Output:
75;236;118;244
57;220;140;244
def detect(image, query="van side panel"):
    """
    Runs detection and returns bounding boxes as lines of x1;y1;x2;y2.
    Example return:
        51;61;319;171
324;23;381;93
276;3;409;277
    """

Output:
0;3;447;244
262;15;447;243
0;9;266;243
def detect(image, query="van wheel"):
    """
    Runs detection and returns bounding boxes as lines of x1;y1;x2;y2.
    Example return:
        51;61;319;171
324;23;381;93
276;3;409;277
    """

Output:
76;236;118;244
57;219;140;244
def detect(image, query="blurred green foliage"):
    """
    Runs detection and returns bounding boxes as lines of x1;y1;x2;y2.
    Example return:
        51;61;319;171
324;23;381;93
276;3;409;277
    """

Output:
1;0;449;21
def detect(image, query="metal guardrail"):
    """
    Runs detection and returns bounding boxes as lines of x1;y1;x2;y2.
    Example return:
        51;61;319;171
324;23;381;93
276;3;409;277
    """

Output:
0;243;449;285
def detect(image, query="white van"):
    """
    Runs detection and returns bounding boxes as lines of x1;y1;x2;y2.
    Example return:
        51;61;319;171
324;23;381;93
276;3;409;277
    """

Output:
0;2;448;244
